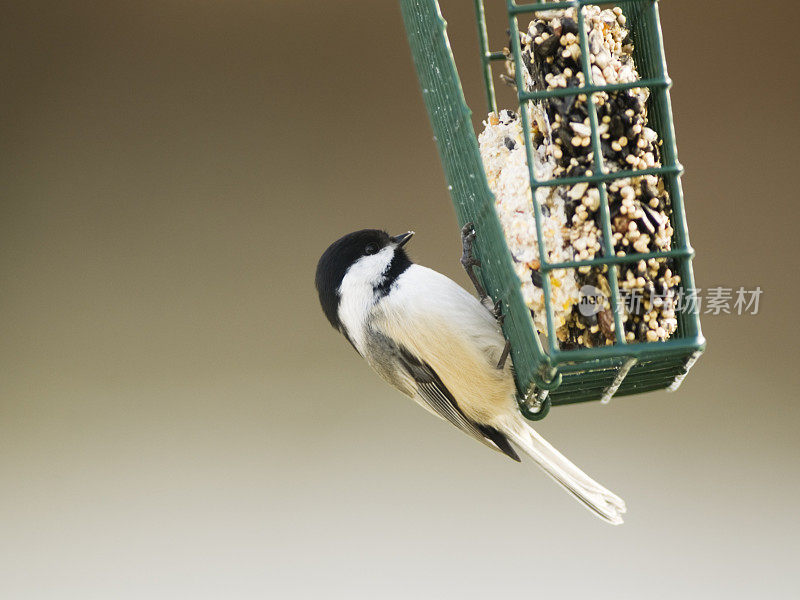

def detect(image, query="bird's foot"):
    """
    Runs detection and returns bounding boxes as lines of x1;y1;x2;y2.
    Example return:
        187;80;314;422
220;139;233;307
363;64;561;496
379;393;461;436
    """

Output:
492;299;505;325
460;222;488;302
462;222;510;369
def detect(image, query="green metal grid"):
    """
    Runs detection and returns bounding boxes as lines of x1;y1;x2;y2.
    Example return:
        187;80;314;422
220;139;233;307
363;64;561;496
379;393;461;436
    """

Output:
399;0;705;419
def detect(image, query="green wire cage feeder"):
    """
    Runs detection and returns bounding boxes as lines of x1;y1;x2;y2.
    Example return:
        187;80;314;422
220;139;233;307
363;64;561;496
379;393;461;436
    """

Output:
399;0;705;420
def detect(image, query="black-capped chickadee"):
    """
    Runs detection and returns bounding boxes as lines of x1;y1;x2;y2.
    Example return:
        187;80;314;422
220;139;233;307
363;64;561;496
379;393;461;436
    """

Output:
315;225;626;524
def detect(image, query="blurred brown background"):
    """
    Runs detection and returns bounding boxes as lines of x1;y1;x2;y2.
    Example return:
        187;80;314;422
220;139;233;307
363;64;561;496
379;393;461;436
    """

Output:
2;1;798;598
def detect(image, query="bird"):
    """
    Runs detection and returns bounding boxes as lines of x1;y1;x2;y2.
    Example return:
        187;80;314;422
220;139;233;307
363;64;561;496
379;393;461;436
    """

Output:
314;224;626;524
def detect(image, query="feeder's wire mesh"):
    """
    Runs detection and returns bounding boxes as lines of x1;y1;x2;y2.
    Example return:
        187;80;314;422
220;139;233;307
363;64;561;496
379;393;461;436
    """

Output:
399;0;705;419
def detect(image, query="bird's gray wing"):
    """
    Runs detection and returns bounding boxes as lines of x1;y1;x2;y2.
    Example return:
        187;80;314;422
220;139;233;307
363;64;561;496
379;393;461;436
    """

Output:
395;346;520;462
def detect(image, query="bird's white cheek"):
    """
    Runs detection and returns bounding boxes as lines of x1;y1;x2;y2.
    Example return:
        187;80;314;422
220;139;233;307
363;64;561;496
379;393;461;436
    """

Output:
337;247;395;352
342;248;395;288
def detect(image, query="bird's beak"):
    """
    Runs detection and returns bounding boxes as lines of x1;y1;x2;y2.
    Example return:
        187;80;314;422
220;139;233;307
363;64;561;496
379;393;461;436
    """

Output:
390;231;414;248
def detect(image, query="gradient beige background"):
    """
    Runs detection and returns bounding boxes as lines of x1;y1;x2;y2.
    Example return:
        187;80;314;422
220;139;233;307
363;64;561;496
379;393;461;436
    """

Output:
2;1;799;598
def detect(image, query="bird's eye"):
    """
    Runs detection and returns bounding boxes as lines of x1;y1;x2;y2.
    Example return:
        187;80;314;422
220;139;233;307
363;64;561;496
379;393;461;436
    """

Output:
365;243;379;255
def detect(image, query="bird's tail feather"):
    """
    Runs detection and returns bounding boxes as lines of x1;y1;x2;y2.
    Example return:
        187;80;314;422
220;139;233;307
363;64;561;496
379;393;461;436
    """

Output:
503;420;627;525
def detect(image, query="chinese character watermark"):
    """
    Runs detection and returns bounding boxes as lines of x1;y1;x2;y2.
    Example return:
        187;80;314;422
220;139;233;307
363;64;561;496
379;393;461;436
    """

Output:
577;285;762;316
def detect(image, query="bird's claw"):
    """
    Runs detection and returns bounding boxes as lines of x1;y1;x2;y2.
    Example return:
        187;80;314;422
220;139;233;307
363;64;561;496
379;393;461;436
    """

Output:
460;221;489;302
461;256;481;269
460;222;480;267
492;300;505;325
